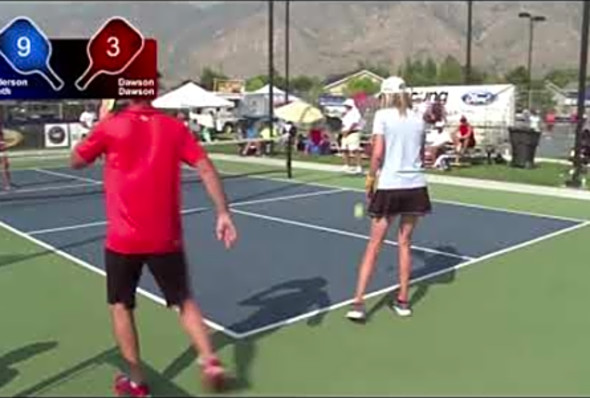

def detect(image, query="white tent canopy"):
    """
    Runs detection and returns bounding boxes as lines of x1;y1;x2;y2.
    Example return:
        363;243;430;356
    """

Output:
152;82;234;109
251;84;300;102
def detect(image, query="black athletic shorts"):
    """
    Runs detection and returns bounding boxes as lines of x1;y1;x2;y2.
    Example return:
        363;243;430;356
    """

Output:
368;187;432;218
105;249;191;309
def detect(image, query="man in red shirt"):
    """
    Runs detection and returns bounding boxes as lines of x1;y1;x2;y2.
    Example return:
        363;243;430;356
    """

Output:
71;98;237;396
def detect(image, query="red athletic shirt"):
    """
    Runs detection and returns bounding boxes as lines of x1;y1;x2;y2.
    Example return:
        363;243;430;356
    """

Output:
309;128;323;146
75;103;207;254
459;123;472;138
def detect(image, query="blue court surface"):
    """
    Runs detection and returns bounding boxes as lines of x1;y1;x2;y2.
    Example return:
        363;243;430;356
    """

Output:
0;165;581;339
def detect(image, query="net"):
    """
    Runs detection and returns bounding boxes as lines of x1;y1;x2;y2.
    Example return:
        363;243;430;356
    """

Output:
0;137;290;202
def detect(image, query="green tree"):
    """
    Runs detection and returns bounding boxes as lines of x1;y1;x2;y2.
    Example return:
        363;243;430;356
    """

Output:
245;67;288;92
544;68;578;88
344;77;381;96
199;67;228;91
400;58;426;86
503;66;530;109
290;75;322;95
356;60;391;78
467;66;491;85
245;75;267;92
531;79;557;112
437;55;463;85
424;57;438;85
503;66;529;86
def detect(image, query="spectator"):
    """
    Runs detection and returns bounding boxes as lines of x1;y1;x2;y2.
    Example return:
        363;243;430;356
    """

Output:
304;124;329;155
80;104;98;129
545;109;556;133
529;109;541;132
241;119;262;156
176;111;189;128
280;120;297;147
424;121;452;169
453;116;475;155
340;98;365;174
259;121;279;156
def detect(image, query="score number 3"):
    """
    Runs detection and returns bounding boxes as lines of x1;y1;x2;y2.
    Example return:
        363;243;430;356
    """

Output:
17;36;31;57
106;36;120;58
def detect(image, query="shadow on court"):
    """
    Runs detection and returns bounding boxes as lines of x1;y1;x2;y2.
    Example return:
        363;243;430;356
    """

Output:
0;341;58;389
410;246;460;307
13;346;193;397
0;234;104;269
367;246;461;320
162;277;331;392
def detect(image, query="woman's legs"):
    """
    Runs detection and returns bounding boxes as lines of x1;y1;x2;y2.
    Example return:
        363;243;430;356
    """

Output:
352;216;393;304
1;156;11;190
396;215;419;304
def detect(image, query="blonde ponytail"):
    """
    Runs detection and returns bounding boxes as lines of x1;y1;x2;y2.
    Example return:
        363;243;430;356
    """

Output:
379;92;413;117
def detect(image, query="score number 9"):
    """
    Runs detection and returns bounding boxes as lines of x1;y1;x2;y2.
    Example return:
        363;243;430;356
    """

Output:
17;36;31;57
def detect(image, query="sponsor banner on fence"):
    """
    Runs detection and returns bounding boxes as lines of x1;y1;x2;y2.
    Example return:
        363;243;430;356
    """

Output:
409;84;516;127
44;123;70;148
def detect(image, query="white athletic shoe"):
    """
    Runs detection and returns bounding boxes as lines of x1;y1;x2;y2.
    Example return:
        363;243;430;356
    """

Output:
354;165;363;175
391;299;412;317
342;165;352;173
346;302;367;322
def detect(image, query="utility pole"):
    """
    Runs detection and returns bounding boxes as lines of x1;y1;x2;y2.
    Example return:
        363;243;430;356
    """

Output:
566;1;590;188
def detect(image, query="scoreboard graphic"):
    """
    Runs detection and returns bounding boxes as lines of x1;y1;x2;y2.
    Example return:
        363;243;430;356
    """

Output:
0;16;158;100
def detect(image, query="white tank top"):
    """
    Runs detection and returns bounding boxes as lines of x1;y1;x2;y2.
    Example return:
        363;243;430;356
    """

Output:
372;107;427;190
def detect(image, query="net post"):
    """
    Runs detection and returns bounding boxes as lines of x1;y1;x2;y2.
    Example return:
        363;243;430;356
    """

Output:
285;0;292;179
567;0;590;188
287;133;293;179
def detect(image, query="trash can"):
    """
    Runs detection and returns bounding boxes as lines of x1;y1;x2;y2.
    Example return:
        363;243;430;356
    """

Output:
508;127;541;168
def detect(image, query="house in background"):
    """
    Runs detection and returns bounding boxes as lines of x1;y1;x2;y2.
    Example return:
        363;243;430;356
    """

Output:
323;69;385;96
545;80;590;115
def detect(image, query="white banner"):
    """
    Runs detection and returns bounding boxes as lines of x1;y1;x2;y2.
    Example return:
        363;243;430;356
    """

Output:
410;84;516;127
44;123;70;148
410;84;516;146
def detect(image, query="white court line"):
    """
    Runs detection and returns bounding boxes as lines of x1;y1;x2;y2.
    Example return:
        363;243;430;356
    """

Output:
33;168;103;185
0;219;241;340
0;182;98;196
218;169;588;224
28;220;109;236
231;187;344;207
231;220;590;339
25;188;346;235
232;208;473;261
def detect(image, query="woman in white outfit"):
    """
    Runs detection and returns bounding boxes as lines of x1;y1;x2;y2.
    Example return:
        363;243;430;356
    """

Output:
340;98;364;174
347;76;432;322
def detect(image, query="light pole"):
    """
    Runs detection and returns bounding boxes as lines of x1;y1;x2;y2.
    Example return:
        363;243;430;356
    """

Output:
285;0;292;178
518;11;546;111
268;0;274;136
284;0;290;105
566;0;590;188
465;0;473;84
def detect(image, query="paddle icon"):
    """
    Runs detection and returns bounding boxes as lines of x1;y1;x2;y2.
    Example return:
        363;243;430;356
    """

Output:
0;17;64;91
75;17;145;91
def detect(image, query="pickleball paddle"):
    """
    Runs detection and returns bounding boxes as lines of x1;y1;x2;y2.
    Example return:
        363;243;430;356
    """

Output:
75;17;145;91
0;17;64;91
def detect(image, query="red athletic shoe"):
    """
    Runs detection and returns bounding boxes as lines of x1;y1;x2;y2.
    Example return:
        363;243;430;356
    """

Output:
113;374;151;397
199;356;226;392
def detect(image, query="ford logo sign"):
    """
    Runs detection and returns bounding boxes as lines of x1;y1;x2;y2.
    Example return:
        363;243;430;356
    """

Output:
461;91;496;106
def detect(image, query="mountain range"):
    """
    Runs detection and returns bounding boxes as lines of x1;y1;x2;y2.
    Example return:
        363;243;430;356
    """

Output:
0;1;586;86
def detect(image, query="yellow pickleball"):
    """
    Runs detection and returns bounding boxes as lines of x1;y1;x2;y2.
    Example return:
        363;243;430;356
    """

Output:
354;202;365;219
